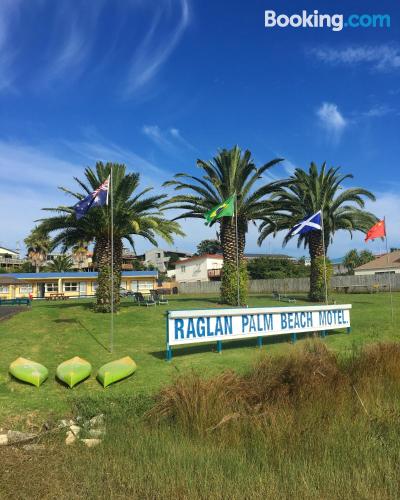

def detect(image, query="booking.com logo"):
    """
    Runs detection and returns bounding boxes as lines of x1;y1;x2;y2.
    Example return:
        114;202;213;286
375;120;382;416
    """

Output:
264;10;391;32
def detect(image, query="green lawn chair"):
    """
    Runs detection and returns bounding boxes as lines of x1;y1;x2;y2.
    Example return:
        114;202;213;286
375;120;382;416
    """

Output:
133;292;156;307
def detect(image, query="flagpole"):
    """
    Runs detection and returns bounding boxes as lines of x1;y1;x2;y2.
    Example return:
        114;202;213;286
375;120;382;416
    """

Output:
234;194;240;306
110;166;114;353
384;216;394;322
320;210;328;305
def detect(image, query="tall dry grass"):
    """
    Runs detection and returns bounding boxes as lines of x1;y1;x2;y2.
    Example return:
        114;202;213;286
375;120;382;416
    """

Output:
3;340;400;499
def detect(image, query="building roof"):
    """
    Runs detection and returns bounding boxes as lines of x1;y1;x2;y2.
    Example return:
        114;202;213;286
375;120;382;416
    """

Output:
0;246;19;256
0;275;29;285
8;271;158;279
135;248;192;258
177;254;223;264
354;251;400;271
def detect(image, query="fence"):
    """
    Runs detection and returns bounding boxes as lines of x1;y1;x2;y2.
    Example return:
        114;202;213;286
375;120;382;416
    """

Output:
178;274;400;295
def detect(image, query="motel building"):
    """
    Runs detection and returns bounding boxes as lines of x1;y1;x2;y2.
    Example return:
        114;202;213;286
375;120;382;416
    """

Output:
170;254;224;284
0;271;158;300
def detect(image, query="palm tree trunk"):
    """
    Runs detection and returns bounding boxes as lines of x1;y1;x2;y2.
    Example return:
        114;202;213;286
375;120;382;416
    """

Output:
94;235;122;312
219;217;248;305
220;217;245;262
308;231;325;301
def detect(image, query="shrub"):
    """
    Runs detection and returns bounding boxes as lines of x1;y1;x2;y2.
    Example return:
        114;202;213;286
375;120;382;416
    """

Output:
220;260;248;306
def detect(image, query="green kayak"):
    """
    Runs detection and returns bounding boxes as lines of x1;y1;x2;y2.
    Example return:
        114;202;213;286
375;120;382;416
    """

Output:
56;356;92;388
97;356;137;388
9;357;48;387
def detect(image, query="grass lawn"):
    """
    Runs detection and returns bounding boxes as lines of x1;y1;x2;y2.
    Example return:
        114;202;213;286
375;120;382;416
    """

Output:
0;292;399;423
2;293;400;499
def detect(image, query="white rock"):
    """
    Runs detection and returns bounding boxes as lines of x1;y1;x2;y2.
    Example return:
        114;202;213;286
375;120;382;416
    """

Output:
82;438;101;448
65;431;76;445
0;434;8;446
69;425;81;436
89;414;105;427
88;429;105;438
7;430;36;444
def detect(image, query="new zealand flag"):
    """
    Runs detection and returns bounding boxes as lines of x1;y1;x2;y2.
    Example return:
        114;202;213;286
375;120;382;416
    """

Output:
74;176;110;220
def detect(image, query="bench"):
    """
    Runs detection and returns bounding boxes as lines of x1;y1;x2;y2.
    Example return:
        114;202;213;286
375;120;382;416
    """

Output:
46;293;69;301
272;291;296;303
0;298;31;306
334;284;388;294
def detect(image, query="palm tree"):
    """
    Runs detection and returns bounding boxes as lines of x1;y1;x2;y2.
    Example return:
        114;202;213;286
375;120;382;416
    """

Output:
258;162;378;301
39;162;184;312
164;146;283;304
46;254;74;272
24;227;52;273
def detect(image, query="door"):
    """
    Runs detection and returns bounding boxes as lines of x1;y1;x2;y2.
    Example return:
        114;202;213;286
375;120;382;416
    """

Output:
39;283;45;298
79;282;87;297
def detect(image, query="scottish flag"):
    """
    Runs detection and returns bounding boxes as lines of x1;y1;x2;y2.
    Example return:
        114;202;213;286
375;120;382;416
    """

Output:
289;210;322;236
74;176;110;220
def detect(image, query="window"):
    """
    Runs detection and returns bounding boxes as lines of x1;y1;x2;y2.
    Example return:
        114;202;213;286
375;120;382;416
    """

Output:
19;285;33;294
139;281;154;290
64;282;78;292
0;285;9;293
45;283;58;292
181;265;186;273
157;253;161;258
92;282;98;291
130;280;139;292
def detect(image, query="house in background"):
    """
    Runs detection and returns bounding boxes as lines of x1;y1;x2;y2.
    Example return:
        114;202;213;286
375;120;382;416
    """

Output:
172;254;223;284
46;251;94;271
135;248;192;272
0;246;24;270
354;251;400;276
331;257;347;275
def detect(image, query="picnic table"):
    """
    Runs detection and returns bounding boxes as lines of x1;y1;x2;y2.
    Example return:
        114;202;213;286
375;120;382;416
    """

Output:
46;293;69;301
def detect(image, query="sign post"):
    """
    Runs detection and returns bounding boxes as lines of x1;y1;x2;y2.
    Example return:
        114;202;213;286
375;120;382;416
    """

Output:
166;304;352;360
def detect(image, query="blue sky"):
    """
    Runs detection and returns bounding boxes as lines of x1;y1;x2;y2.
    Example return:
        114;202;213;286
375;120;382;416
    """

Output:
0;0;399;258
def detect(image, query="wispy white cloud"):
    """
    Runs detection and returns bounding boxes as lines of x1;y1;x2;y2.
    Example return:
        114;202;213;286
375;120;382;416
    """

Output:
281;159;297;175
169;127;197;151
142;125;176;151
142;124;196;154
39;1;106;86
0;140;80;190
0;1;190;96
124;0;190;95
42;23;89;83
316;102;347;141
362;105;394;118
0;0;22;91
310;44;400;72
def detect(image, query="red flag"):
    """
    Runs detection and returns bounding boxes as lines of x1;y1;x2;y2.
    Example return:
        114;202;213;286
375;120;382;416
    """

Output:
365;220;386;242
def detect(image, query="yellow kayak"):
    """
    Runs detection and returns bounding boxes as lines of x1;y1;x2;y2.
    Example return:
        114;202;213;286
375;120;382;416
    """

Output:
97;356;137;388
9;357;48;387
56;356;92;388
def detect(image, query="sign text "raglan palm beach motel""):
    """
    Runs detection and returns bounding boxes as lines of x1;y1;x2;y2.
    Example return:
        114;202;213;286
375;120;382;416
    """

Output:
166;304;352;359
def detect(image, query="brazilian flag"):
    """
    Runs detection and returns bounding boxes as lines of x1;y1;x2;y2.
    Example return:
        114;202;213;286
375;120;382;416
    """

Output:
204;193;235;225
